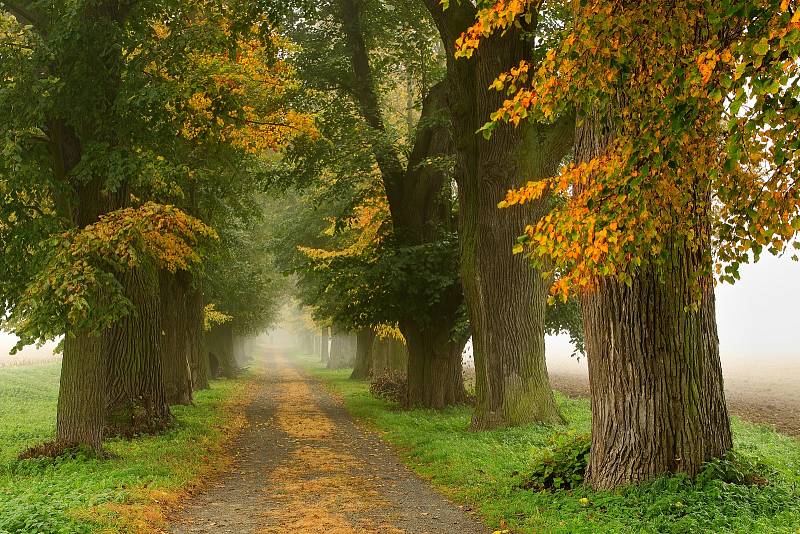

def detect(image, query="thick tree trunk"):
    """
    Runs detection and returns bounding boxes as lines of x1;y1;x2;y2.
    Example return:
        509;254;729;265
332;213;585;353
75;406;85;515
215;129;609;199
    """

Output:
459;119;572;429
328;325;357;369
581;255;732;489
574;113;732;489
371;336;408;374
320;327;330;364
56;330;106;453
338;0;467;409
105;262;172;436
160;270;193;406
401;319;467;409
350;329;376;379
49;127;107;453
421;4;572;428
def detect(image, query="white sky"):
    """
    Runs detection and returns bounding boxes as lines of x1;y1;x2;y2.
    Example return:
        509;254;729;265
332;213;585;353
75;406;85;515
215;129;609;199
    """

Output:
546;253;800;373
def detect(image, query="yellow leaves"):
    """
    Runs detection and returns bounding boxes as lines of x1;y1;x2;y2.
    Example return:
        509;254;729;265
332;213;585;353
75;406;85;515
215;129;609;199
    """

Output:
203;303;232;331
187;92;212;112
151;21;171;40
498;180;548;209
696;49;720;85
299;195;388;262
164;25;315;152
454;0;532;57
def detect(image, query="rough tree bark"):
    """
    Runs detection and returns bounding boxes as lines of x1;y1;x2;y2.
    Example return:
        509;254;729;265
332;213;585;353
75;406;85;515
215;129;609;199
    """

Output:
105;261;172;436
338;0;467;407
50;125;108;452
422;3;572;427
320;326;330;364
402;319;468;408
350;329;376;379
159;270;193;406
575;113;732;489
57;330;106;453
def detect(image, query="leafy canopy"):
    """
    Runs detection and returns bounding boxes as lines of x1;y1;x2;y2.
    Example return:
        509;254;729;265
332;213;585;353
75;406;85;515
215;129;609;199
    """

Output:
458;0;800;300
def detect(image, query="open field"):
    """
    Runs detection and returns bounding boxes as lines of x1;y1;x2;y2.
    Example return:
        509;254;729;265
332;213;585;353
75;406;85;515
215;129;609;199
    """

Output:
0;334;60;368
296;353;800;533
0;362;253;534
542;360;800;438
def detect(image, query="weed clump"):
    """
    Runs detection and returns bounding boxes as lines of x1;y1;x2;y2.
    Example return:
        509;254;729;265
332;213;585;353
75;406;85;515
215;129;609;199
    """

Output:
369;370;407;404
522;432;591;491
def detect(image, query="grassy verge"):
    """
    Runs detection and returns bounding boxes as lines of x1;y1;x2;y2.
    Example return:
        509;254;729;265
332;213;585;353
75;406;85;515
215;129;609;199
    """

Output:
0;361;255;533
295;353;800;533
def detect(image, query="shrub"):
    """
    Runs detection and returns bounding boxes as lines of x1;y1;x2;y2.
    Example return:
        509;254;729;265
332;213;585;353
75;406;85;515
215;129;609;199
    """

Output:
521;432;590;491
696;450;772;486
369;370;407;404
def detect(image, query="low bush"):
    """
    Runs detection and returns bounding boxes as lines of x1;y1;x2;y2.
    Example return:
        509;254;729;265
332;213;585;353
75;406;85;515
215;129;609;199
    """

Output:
521;431;591;491
696;450;772;486
369;370;406;404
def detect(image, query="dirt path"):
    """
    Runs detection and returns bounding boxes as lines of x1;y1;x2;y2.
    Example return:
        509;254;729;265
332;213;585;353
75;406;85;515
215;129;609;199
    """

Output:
168;349;486;534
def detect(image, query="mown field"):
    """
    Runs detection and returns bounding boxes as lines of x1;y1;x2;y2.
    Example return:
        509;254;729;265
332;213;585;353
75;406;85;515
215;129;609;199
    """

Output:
296;354;800;534
0;363;252;534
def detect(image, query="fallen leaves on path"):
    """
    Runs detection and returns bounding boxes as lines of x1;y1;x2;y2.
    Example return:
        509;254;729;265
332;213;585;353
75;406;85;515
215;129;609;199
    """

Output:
259;357;405;534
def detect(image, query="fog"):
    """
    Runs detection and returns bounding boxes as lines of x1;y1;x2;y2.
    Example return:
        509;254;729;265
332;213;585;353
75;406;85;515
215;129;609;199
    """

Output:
544;253;800;376
2;254;797;374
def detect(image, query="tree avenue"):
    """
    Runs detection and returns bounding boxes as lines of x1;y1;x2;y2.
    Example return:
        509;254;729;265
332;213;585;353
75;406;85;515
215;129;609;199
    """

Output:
0;0;311;454
2;0;797;508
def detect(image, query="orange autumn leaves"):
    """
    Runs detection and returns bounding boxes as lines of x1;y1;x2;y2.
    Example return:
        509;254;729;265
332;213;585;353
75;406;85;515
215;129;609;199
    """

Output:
459;0;800;300
298;196;388;262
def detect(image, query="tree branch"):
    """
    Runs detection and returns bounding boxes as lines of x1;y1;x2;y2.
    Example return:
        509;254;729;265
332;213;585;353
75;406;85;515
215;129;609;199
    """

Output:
336;0;406;206
421;0;476;60
1;1;44;32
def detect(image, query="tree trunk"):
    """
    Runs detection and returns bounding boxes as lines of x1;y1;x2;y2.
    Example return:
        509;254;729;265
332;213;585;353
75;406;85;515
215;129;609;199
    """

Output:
422;4;572;428
56;330;106;453
338;0;467;410
160;270;193;406
371;336;408;374
320;326;330;364
350;329;376;379
401;318;467;409
581;254;732;489
574;113;732;489
328;325;357;369
206;324;237;378
105;261;172;436
233;335;251;366
185;275;209;390
459;119;572;429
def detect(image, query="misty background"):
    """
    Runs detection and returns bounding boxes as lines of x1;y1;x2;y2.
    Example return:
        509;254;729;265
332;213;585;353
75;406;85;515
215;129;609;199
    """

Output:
2;255;798;376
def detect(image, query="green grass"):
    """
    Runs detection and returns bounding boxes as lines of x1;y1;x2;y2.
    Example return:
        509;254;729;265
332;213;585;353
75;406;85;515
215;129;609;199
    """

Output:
295;354;800;534
0;362;252;534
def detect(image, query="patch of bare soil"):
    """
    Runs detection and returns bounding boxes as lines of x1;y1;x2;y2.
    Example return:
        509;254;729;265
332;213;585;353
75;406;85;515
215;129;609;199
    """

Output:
168;349;486;534
548;363;800;438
